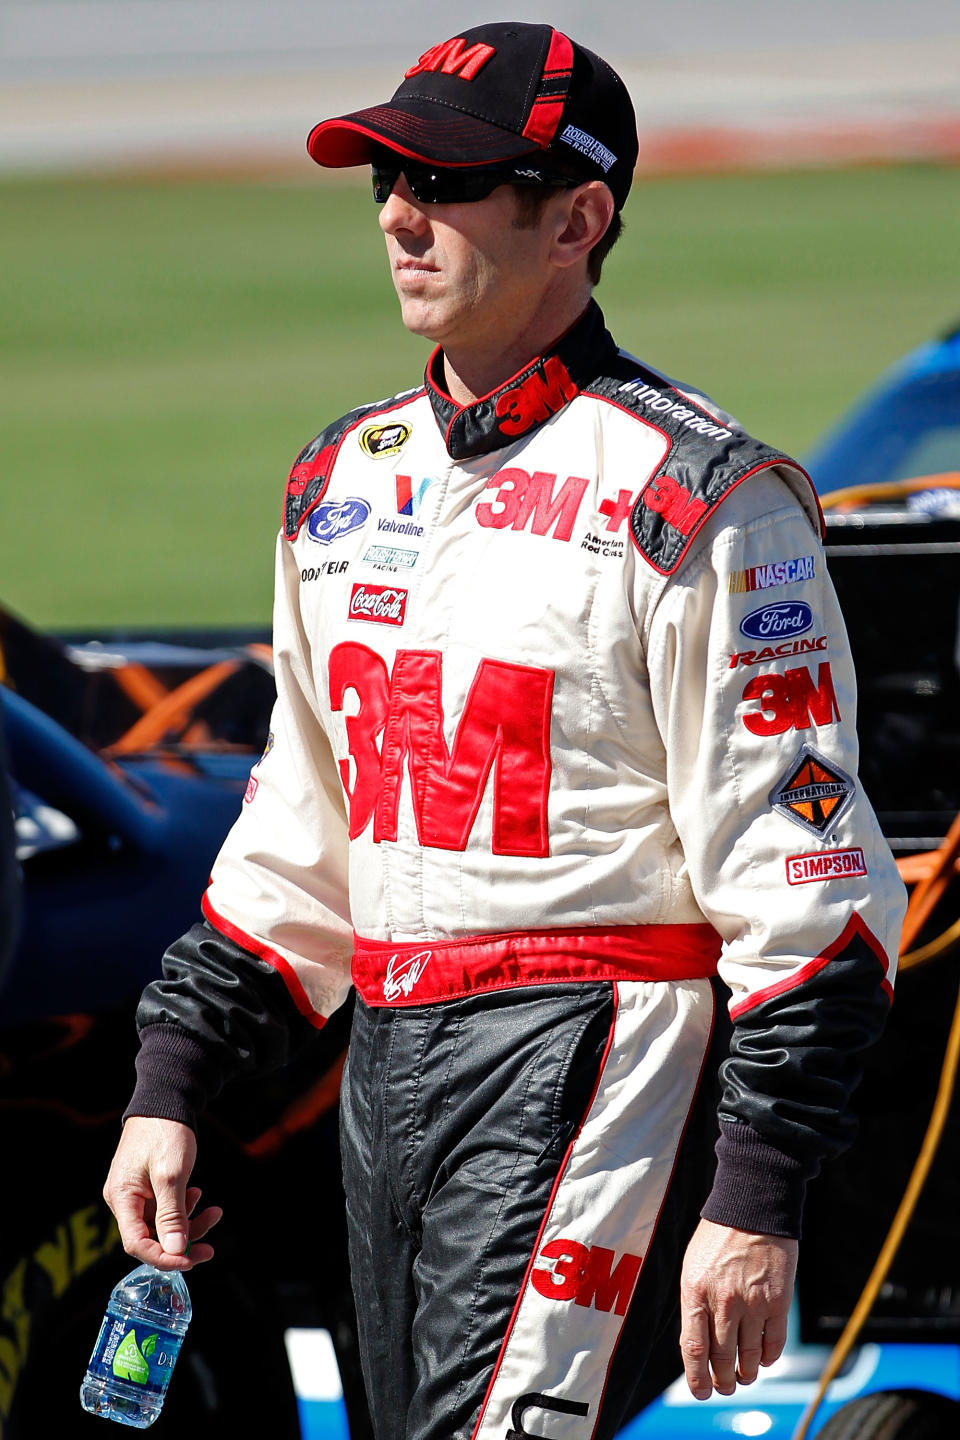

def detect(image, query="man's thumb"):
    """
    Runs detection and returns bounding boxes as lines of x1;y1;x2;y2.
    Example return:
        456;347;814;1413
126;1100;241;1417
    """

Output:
154;1184;189;1255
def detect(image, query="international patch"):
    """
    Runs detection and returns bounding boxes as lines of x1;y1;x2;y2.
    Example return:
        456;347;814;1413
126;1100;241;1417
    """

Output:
307;497;371;546
769;744;855;837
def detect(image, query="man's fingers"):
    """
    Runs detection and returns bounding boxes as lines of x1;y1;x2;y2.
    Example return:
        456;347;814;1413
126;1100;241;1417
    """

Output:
679;1304;713;1401
152;1161;191;1255
707;1310;739;1396
736;1314;766;1385
760;1310;789;1368
188;1204;224;1245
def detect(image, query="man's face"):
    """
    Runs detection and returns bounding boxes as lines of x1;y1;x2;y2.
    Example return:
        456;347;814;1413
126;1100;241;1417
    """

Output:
378;172;562;356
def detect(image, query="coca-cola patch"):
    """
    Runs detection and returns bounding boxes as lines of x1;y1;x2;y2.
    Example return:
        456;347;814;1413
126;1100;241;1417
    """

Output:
348;583;408;626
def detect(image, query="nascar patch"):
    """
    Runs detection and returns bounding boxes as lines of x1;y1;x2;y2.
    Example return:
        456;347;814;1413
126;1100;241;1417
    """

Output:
728;554;815;594
769;744;855;838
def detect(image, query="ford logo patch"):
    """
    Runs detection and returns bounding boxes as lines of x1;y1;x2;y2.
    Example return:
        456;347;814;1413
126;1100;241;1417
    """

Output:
740;601;813;641
307;497;371;546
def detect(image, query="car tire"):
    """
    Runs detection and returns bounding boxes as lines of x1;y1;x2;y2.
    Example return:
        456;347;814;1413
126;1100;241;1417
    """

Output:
816;1388;960;1440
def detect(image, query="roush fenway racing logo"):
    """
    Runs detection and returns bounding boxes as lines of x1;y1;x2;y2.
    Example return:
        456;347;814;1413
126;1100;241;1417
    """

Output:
348;583;408;626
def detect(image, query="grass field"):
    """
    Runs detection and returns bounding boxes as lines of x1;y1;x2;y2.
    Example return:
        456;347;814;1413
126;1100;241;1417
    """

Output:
2;163;958;627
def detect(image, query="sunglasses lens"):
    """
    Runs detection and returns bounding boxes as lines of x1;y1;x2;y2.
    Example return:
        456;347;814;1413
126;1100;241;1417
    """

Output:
371;157;506;205
371;164;402;203
371;152;575;205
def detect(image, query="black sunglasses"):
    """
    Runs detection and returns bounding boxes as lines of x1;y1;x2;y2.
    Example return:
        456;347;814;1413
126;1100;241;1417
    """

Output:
371;152;579;206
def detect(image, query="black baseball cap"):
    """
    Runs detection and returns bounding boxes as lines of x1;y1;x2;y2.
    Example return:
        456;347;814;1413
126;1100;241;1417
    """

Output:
307;21;638;211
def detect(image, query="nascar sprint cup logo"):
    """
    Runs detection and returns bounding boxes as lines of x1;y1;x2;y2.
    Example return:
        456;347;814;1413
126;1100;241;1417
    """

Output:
349;583;408;626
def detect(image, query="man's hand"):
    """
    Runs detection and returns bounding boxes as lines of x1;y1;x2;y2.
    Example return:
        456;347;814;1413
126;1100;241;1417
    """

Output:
679;1218;798;1400
103;1116;223;1272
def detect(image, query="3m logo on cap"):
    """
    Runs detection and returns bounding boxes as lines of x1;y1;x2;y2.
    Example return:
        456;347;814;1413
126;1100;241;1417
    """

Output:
770;745;855;837
405;37;495;81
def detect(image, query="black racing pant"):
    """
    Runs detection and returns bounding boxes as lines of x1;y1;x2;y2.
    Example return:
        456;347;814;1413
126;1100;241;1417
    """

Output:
340;981;719;1440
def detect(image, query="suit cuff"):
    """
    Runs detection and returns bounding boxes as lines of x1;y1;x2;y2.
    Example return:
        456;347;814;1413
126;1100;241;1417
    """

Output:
122;1023;225;1132
700;1121;817;1239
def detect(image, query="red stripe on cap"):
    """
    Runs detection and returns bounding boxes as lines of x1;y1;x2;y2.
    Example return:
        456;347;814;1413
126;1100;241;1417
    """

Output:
521;30;574;146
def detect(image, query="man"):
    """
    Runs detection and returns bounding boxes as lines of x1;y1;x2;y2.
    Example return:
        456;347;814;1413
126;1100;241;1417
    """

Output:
104;22;906;1440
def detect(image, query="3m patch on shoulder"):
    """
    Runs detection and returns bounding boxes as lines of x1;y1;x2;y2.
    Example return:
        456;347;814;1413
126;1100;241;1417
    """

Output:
591;366;817;574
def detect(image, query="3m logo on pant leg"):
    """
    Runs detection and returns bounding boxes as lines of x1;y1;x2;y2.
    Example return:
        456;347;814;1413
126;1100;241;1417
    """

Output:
506;1392;589;1439
329;643;554;856
530;1239;643;1316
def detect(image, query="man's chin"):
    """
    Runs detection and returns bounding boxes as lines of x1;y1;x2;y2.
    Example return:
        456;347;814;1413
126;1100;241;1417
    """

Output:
395;298;447;344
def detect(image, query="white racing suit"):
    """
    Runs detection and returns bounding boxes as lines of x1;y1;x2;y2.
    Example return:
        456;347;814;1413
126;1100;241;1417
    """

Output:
127;301;906;1440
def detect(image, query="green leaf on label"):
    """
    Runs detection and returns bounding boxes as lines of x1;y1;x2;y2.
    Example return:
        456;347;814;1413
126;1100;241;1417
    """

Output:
142;1334;158;1358
112;1328;150;1384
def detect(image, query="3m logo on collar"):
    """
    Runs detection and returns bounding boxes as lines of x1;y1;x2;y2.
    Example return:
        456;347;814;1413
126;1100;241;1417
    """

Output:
383;950;432;1002
405;37;495;80
639;474;708;537
770;745;855;837
495;355;577;437
359;421;411;458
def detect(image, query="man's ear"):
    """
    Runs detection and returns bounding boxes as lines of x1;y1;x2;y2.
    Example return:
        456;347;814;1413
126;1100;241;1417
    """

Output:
550;183;615;270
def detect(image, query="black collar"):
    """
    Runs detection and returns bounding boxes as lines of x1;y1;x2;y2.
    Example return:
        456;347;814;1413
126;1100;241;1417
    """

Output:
424;300;619;461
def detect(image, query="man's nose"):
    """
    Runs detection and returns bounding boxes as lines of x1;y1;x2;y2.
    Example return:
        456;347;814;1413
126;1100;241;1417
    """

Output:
378;174;430;236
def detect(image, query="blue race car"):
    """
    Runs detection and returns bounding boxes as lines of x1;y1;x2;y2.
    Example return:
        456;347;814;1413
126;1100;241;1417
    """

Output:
806;318;960;512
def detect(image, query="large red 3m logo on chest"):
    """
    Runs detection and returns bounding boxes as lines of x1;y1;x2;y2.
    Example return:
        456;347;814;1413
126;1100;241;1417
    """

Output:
329;644;554;857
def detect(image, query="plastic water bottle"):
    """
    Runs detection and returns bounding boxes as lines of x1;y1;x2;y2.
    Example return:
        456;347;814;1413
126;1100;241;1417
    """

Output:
79;1264;191;1428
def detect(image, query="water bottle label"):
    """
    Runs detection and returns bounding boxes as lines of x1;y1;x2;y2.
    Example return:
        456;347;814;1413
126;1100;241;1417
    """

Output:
87;1310;183;1396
